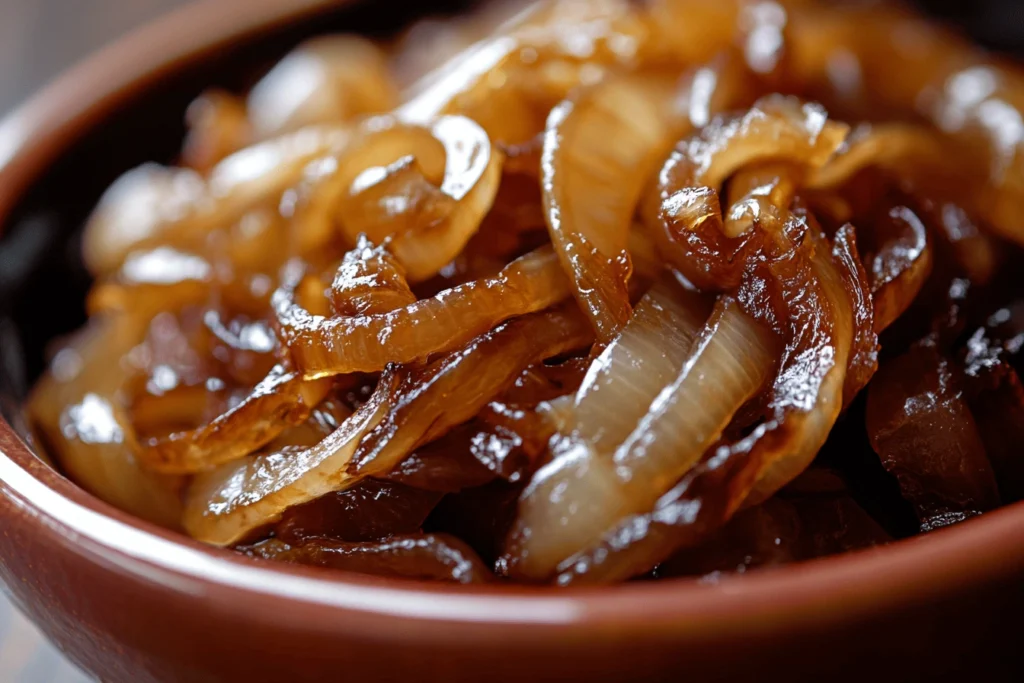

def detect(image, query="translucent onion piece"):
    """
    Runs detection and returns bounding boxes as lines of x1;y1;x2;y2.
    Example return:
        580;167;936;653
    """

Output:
649;96;848;291
542;76;680;341
352;303;593;479
86;247;213;317
273;245;573;379
866;342;1001;527
806;124;951;192
247;35;398;139
831;224;878;406
26;319;183;527
329;236;417;316
389;116;503;282
504;297;776;581
866;206;933;334
550;224;858;584
566;282;711;456
83;126;350;274
398;0;646;127
182;373;394;546
182;90;251;174
308;114;502;282
245;534;492;584
137;364;310;474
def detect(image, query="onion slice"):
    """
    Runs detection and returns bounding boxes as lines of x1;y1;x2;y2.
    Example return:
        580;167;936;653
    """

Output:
648;96;848;291
503;296;776;581
136;364;311;474
83;126;351;275
541;76;680;341
273;245;572;379
352;303;594;479
245;534;492;584
26;318;183;527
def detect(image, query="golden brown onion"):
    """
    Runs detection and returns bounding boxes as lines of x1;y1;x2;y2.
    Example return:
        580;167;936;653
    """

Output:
541;76;681;341
27;318;183;527
247;36;398;139
273;245;572;379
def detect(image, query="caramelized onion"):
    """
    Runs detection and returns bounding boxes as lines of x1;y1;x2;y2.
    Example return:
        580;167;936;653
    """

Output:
273;245;572;379
648;96;848;291
84;126;350;274
27;319;183;527
867;342;1001;528
504;297;776;581
541;76;680;340
245;534;491;583
352;303;593;478
247;36;398;139
137;364;310;474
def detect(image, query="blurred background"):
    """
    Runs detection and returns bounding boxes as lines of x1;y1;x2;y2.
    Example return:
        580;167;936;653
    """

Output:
0;0;187;116
0;0;1021;681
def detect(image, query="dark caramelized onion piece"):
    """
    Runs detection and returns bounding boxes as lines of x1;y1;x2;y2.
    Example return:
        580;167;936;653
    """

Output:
245;534;491;583
867;343;1001;529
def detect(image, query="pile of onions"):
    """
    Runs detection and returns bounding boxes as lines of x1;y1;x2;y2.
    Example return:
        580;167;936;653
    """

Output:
27;0;1024;585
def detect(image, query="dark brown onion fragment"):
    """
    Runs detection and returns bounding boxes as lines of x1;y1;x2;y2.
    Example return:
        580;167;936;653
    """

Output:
831;224;878;406
960;308;1024;502
863;206;933;334
866;342;1001;528
272;478;442;544
245;534;491;584
384;425;498;493
655;469;889;580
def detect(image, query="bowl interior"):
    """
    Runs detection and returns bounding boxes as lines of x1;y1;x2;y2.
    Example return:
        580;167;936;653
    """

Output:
1;0;1024;610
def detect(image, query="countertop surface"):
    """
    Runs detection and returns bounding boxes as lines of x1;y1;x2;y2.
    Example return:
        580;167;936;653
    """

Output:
0;3;186;680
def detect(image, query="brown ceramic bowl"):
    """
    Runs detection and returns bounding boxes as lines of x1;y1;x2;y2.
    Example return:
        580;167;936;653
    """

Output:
2;2;1024;682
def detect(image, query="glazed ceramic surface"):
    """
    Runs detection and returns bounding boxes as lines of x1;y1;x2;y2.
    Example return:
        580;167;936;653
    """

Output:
1;2;1023;681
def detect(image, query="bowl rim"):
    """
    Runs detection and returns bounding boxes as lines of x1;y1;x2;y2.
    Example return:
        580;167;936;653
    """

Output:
2;0;1024;640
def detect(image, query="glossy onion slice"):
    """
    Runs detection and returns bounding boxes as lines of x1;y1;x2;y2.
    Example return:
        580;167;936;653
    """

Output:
136;364;311;474
245;534;492;584
27;318;183;527
864;205;933;333
504;297;776;581
344;116;503;282
352;303;593;479
273;245;572;379
648;96;848;291
246;35;398;140
186;304;590;546
83;125;351;274
183;374;393;546
542;76;680;341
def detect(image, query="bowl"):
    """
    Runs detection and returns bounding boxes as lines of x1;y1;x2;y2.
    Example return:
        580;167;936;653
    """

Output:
2;2;1024;681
